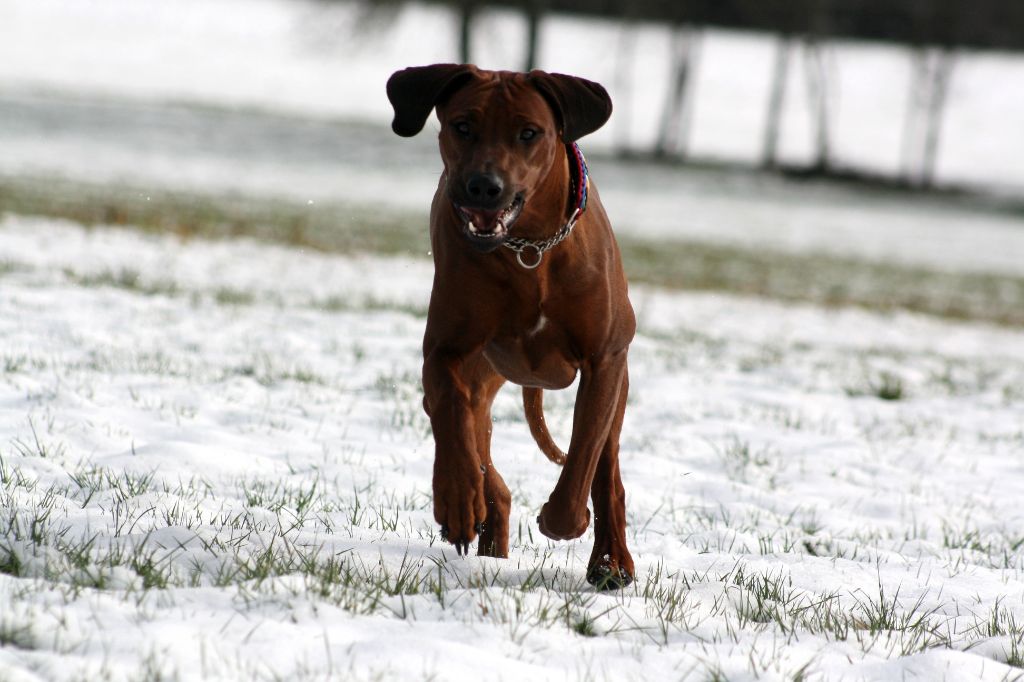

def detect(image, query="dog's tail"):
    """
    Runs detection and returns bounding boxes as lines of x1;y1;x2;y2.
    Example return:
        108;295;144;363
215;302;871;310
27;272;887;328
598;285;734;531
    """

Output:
522;387;567;466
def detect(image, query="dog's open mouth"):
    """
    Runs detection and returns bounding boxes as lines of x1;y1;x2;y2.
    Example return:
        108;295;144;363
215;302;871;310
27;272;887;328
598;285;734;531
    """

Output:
455;194;524;249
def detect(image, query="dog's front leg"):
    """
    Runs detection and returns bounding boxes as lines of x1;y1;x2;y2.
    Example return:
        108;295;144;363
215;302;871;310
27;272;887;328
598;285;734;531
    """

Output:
537;348;627;542
422;348;487;555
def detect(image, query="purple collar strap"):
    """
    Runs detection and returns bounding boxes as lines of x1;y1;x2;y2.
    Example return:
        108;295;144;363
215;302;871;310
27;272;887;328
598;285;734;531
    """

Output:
503;142;589;270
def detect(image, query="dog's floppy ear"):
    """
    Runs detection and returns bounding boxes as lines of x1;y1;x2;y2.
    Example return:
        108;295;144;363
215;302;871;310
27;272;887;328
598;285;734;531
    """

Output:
387;64;476;137
528;71;612;142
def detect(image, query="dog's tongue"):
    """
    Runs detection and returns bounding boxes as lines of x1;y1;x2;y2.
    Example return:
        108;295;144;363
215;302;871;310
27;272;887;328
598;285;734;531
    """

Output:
462;208;503;233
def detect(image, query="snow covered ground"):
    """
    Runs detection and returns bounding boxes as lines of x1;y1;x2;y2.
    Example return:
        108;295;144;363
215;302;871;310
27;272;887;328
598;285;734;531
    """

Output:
2;216;1024;680
2;1;1024;678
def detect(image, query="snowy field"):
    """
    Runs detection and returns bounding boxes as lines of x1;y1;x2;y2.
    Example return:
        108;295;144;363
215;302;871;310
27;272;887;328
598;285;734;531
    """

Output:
2;216;1024;680
3;0;1024;679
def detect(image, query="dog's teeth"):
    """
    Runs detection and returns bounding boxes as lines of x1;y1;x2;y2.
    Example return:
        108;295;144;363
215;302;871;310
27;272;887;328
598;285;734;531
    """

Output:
468;222;478;233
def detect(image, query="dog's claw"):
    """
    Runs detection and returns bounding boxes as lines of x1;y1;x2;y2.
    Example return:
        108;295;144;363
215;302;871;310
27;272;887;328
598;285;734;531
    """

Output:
440;524;478;556
586;563;634;591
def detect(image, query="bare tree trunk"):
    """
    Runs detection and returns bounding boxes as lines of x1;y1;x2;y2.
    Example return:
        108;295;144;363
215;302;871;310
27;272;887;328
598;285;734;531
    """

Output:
458;1;473;64
803;39;832;171
523;0;543;71
762;35;793;168
900;47;928;183
901;47;955;187
654;24;699;159
921;49;955;187
613;22;637;154
676;31;701;159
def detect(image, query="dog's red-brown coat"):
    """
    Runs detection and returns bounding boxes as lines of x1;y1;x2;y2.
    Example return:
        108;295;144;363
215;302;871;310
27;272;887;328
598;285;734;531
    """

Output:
387;64;635;588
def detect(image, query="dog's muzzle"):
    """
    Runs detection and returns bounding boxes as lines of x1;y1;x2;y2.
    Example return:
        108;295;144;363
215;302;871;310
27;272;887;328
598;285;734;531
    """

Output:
454;193;525;252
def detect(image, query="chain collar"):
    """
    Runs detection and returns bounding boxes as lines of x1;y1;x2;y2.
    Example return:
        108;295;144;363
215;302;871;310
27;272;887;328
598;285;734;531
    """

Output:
503;207;581;269
502;143;589;270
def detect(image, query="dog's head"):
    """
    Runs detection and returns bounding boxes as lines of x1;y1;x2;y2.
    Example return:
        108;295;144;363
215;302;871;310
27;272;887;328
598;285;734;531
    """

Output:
386;64;611;252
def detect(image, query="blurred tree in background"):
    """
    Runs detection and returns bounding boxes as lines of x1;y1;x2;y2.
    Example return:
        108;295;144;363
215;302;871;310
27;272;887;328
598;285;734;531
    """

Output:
349;0;1023;186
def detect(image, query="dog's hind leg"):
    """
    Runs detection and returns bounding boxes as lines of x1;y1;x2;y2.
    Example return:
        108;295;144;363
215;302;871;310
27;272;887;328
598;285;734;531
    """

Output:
586;370;634;590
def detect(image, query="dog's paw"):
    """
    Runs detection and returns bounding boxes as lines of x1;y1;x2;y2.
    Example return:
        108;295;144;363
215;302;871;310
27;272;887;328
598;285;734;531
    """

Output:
586;558;634;591
536;503;590;541
433;467;487;556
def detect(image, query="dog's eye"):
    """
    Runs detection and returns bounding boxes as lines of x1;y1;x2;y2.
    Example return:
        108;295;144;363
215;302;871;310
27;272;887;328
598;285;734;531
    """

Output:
519;129;538;141
453;122;471;137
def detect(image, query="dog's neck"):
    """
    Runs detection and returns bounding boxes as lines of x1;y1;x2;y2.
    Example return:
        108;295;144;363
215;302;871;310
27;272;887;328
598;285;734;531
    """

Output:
514;143;587;242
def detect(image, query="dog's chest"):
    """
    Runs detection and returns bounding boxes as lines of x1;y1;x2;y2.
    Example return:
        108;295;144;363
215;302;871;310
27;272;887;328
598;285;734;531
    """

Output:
483;312;578;390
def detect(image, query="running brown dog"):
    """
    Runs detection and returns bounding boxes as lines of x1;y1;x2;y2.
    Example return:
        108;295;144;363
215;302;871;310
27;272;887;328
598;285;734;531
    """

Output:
386;64;635;589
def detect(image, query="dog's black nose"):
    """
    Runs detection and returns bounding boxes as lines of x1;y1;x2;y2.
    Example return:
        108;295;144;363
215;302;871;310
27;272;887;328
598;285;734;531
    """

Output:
466;173;504;202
